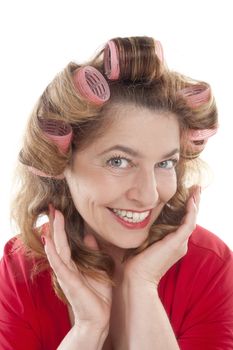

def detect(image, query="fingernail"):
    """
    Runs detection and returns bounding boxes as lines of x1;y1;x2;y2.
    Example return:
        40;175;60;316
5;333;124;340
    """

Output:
41;235;46;245
192;195;196;205
48;203;55;220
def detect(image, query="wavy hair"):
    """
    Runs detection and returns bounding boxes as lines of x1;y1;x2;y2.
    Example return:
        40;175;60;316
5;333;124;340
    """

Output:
11;36;218;302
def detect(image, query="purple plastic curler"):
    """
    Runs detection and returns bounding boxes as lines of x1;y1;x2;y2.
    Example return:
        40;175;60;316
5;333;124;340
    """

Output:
38;117;73;153
104;40;120;80
73;66;110;105
180;84;211;108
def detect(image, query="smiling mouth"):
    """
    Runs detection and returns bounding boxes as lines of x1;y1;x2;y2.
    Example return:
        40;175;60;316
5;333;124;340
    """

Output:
108;207;151;224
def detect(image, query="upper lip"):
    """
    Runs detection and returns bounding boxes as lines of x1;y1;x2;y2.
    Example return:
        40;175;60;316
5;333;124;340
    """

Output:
109;208;152;213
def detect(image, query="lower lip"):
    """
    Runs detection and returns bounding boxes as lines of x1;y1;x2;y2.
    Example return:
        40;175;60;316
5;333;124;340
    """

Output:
108;209;152;229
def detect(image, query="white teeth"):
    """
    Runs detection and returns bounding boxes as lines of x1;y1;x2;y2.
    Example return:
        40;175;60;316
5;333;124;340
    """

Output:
112;208;150;223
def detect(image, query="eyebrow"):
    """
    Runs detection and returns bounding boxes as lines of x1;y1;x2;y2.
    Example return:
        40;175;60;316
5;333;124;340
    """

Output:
97;144;180;159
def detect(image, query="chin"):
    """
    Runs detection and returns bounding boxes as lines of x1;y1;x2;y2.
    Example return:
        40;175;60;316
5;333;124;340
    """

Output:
113;235;148;250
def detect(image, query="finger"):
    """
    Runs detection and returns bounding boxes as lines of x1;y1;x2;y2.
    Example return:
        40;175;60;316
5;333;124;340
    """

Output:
44;235;80;285
189;185;201;210
48;203;55;237
53;209;73;267
180;196;197;236
170;186;201;244
83;233;100;251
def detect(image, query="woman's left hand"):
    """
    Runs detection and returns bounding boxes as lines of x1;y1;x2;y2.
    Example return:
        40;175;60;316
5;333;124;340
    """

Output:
123;186;201;288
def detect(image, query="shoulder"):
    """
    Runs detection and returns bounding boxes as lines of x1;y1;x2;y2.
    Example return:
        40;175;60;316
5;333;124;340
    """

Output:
159;224;233;304
0;235;49;299
185;225;233;277
189;224;232;262
177;224;233;299
178;224;233;280
0;237;70;348
159;225;233;340
0;236;42;282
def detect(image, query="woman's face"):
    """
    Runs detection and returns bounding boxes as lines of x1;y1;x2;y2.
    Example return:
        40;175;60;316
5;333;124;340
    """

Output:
65;105;180;249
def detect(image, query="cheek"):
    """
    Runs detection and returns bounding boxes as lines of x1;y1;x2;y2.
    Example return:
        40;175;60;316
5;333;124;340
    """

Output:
66;170;121;208
157;172;177;202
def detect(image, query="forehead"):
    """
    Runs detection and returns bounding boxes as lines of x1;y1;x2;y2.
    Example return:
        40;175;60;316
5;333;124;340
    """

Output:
81;105;180;158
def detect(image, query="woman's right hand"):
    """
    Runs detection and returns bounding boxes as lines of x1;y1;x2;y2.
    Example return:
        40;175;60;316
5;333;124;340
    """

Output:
42;207;112;334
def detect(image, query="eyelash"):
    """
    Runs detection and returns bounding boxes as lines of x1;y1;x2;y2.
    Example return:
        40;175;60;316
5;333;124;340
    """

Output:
106;154;179;170
106;155;133;169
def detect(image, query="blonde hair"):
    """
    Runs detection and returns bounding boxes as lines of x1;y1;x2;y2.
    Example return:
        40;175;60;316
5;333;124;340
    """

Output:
11;36;218;302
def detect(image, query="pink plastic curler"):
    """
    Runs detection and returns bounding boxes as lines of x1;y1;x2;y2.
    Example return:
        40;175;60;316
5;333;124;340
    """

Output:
180;84;211;108
104;40;120;80
187;127;218;153
28;166;65;179
26;118;73;179
154;40;164;63
73;66;110;105
38;117;73;153
188;127;218;141
189;141;207;153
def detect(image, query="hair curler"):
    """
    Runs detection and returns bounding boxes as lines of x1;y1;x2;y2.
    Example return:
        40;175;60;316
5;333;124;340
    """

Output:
38;117;73;153
187;126;218;152
154;40;164;63
188;128;218;141
104;38;164;81
104;40;120;80
180;84;211;108
27;166;65;179
73;66;110;105
26;117;73;179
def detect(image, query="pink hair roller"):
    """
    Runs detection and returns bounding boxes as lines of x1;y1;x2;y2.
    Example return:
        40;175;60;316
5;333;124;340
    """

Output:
154;40;164;63
104;39;164;81
73;66;110;105
188;127;218;141
38;117;73;153
27;118;73;179
180;84;211;108
188;127;218;152
104;40;120;80
27;166;65;179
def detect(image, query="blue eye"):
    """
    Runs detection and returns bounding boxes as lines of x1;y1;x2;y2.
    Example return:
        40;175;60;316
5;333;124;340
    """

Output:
158;159;178;169
107;156;132;169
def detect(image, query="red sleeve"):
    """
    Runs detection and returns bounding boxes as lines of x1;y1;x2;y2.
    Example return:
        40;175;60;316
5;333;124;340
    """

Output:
0;237;42;350
159;226;233;350
178;252;233;350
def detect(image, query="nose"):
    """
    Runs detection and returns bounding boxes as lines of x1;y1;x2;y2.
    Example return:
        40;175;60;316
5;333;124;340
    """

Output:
126;168;159;209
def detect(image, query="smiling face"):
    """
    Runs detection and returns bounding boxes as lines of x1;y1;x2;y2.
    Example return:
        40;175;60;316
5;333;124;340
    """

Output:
65;104;180;249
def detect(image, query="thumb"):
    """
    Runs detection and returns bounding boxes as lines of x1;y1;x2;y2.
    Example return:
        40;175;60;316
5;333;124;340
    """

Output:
83;233;100;251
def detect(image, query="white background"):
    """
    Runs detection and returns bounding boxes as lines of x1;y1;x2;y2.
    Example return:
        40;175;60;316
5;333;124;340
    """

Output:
0;0;232;256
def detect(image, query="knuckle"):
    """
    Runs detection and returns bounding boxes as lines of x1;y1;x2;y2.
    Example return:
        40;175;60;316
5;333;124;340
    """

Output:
186;222;196;233
171;240;188;258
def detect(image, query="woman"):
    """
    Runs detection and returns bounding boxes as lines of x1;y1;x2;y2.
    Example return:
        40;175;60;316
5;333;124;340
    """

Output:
0;36;232;350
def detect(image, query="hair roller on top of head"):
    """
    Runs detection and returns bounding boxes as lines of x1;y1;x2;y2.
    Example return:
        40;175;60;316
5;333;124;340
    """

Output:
73;66;110;105
104;37;164;81
104;40;120;80
180;83;211;108
154;40;164;63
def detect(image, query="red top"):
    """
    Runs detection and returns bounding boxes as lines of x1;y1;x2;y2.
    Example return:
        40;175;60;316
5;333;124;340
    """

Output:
0;225;233;350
